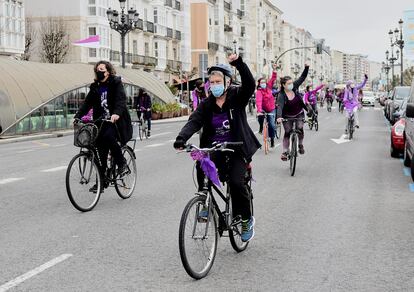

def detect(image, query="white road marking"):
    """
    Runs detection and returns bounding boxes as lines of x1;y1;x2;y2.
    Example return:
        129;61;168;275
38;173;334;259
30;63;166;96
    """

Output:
16;149;35;154
41;166;67;173
134;149;142;152
52;144;67;147
331;134;351;144
0;254;73;292
374;108;382;111
0;178;25;185
145;143;165;148
149;132;172;138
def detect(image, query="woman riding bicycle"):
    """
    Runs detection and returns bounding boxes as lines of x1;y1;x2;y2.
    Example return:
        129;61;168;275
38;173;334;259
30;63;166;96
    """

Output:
343;74;368;132
134;88;152;137
74;61;132;189
173;53;259;242
256;63;278;147
304;83;324;119
276;63;311;161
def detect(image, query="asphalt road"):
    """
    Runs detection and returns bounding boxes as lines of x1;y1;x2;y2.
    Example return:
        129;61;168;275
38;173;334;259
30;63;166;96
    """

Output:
1;104;414;291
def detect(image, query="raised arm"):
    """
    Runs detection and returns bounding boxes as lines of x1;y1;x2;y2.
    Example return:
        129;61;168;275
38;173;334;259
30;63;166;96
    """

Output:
267;70;277;90
311;84;325;95
293;65;309;90
356;74;368;90
229;54;256;107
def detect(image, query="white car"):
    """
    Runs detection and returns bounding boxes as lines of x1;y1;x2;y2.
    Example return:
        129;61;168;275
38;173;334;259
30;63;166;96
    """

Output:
362;91;375;107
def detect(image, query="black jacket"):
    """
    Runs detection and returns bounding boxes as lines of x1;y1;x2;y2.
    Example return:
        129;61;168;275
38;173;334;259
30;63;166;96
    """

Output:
176;57;260;160
74;76;133;145
277;66;309;119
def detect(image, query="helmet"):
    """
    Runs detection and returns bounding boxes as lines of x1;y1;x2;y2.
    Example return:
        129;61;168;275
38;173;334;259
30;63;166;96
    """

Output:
207;64;233;78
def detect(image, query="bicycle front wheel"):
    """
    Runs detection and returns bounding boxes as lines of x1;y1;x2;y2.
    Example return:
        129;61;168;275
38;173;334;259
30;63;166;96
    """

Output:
290;134;297;176
348;119;354;140
179;195;218;280
138;122;143;141
115;147;137;199
66;152;102;212
315;119;319;131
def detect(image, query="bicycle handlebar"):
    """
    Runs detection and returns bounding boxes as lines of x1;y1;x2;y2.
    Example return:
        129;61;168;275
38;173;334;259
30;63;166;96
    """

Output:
176;141;243;154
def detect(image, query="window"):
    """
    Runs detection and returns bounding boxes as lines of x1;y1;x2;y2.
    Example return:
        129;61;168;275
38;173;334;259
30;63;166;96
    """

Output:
144;8;148;21
89;0;96;4
88;27;96;36
154;8;158;23
88;7;96;15
144;42;149;56
173;48;177;60
89;48;97;57
154;42;158;57
241;0;245;11
133;40;138;55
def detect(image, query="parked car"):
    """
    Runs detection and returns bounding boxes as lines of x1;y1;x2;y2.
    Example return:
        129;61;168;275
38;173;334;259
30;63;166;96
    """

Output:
402;80;414;180
390;99;407;157
388;86;410;124
362;91;375;106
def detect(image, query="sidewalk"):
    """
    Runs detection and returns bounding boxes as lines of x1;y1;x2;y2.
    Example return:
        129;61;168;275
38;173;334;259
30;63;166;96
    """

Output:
0;115;190;145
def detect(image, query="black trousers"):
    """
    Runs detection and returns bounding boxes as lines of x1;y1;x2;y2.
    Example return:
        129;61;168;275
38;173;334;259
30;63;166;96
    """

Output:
196;152;252;220
95;123;124;171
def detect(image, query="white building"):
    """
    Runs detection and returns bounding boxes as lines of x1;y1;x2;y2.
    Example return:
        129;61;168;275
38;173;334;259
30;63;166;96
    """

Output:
25;0;191;83
0;0;25;56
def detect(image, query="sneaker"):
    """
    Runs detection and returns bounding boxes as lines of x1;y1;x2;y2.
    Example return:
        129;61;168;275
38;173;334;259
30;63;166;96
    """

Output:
241;216;255;242
258;130;263;135
89;184;103;193
281;151;289;161
355;125;359;129
147;130;151;137
299;145;305;155
197;207;209;223
117;160;130;177
270;138;275;148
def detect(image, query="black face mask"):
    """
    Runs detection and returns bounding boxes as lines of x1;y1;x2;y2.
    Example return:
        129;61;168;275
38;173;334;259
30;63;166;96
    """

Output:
96;71;106;81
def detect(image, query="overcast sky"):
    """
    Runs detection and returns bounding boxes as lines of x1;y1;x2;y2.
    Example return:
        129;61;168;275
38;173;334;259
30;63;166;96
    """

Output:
274;0;413;63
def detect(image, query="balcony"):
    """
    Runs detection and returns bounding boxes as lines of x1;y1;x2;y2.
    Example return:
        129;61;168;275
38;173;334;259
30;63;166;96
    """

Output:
224;1;231;11
110;50;120;62
224;24;233;32
131;54;157;67
208;0;216;4
136;19;144;30
175;1;181;11
167;27;173;38
208;42;219;51
237;9;244;18
174;30;181;40
145;21;155;33
167;59;183;71
165;0;173;7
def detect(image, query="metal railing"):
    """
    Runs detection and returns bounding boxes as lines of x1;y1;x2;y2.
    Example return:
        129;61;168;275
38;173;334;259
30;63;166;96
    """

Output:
145;21;155;33
165;0;173;7
167;27;173;38
224;1;231;11
175;30;181;40
208;42;219;51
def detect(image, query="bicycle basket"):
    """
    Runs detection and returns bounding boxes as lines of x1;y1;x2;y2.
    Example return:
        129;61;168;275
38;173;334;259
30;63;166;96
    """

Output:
74;123;98;147
131;121;140;140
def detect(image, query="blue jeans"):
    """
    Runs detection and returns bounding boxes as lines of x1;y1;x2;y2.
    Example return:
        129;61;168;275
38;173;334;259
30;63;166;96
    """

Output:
258;109;276;138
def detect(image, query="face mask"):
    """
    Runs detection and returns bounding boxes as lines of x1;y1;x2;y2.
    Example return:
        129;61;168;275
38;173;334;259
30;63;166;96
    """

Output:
96;71;106;81
260;83;267;89
211;84;225;97
286;84;294;91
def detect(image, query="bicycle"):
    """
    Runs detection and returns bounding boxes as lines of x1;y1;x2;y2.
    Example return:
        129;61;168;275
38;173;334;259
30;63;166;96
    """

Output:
137;107;149;140
177;142;254;279
339;101;344;114
282;118;305;176
346;113;355;140
66;119;138;212
260;112;275;154
308;111;319;131
248;97;255;115
327;99;332;112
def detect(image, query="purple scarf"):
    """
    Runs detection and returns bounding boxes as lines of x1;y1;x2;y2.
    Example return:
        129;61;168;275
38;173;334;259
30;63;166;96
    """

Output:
191;150;221;187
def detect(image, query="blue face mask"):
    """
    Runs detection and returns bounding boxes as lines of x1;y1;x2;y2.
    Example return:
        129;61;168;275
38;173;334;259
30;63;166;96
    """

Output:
260;83;267;89
211;84;225;97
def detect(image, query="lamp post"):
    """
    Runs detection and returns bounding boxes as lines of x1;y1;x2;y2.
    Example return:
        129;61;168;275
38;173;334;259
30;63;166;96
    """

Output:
107;0;139;68
390;19;405;85
382;58;391;92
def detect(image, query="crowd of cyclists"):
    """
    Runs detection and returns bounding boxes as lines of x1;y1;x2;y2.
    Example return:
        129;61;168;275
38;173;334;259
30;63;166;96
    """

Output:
72;57;368;245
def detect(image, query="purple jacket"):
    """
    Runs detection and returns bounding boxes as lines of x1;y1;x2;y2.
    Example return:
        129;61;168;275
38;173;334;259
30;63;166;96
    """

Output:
343;77;367;111
304;84;324;105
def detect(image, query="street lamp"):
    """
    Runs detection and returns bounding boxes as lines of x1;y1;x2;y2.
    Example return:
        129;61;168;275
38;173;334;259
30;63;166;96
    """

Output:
390;19;405;85
382;57;391;92
107;1;140;68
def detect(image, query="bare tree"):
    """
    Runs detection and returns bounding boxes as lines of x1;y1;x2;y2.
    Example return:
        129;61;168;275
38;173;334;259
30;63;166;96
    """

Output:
22;17;36;61
39;17;70;63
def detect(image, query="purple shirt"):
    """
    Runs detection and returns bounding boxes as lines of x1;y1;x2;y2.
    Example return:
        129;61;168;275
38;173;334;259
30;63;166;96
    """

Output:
284;94;304;118
99;85;110;118
212;112;231;143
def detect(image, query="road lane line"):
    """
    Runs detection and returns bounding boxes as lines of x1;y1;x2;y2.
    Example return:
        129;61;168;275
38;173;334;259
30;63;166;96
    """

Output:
149;132;172;138
145;143;165;148
0;178;25;185
41;166;67;173
134;149;142;152
31;141;50;147
17;149;35;154
0;254;73;292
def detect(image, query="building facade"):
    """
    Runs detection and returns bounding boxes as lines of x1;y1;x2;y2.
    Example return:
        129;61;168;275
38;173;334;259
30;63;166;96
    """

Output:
0;0;25;56
25;0;191;83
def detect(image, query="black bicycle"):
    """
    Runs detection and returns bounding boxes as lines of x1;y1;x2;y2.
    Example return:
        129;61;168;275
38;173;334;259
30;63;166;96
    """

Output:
178;142;254;279
137;107;149;140
66;119;137;212
327;99;332;112
282;118;305;176
308;112;319;131
347;113;355;140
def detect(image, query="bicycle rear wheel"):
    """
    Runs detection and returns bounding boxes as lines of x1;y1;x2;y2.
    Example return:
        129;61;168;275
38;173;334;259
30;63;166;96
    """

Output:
115;147;137;199
290;134;297;176
348;119;354;140
263;123;269;154
138;120;143;141
66;152;102;212
315;119;319;131
179;195;218;279
229;184;253;252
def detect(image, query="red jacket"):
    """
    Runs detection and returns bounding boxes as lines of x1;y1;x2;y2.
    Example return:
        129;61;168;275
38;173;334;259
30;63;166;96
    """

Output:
256;71;277;113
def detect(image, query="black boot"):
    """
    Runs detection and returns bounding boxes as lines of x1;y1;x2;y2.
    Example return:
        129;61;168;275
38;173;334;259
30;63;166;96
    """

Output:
270;138;275;148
